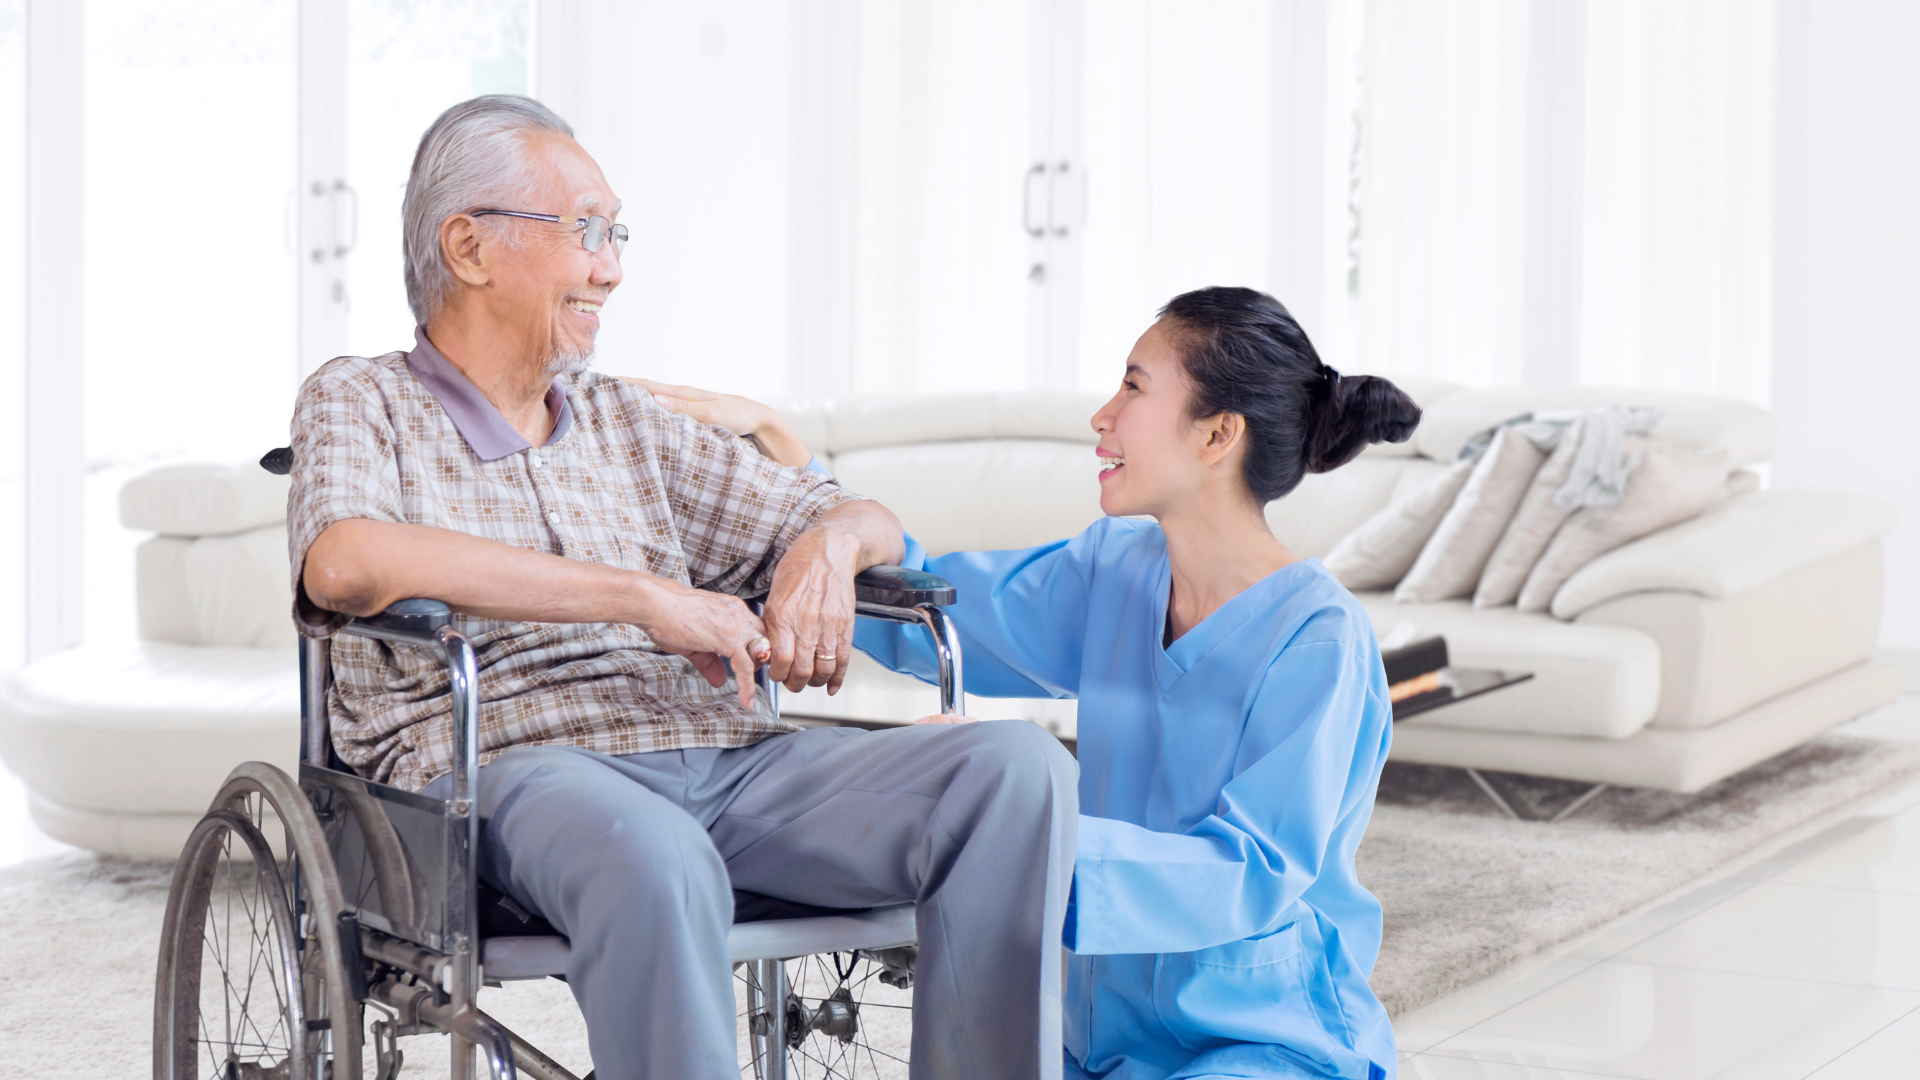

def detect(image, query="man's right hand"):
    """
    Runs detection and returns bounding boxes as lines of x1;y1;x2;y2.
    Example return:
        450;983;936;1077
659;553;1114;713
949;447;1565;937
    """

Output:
633;578;771;709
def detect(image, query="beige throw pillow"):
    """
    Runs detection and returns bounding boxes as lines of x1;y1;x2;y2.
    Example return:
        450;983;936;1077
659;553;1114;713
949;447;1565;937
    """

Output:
1394;427;1545;603
1515;439;1731;613
1474;419;1585;608
1322;460;1475;592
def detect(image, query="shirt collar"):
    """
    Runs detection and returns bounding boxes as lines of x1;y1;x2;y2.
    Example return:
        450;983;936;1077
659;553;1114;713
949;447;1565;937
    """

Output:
404;327;573;462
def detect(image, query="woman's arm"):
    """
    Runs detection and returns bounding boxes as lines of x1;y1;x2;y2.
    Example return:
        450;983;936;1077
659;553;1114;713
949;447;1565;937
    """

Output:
1067;632;1393;956
617;377;814;467
855;526;1109;700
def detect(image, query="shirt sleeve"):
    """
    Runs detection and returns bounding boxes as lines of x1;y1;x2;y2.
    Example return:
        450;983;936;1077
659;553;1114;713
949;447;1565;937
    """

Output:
286;358;406;638
1066;633;1392;955
646;394;862;596
853;522;1109;700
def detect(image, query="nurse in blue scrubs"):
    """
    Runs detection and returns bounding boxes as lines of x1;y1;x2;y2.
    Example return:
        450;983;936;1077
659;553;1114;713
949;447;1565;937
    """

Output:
856;287;1420;1080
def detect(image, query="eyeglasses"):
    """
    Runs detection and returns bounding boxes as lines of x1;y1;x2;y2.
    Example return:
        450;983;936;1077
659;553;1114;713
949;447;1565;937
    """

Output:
470;209;628;258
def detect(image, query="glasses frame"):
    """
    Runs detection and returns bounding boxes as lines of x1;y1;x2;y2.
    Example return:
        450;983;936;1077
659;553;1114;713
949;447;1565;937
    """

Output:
469;209;628;257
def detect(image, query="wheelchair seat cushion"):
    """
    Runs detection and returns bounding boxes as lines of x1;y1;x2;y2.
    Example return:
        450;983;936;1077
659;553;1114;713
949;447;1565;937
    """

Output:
475;881;871;940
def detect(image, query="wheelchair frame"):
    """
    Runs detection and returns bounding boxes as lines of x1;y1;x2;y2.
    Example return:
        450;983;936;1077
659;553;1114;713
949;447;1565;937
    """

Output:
154;568;963;1080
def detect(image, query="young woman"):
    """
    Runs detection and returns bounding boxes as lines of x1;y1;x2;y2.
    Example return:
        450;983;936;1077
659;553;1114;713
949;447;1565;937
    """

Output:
631;286;1418;1080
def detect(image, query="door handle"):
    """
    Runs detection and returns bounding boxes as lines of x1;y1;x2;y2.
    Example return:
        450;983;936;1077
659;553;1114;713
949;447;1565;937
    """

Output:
331;179;358;258
1050;161;1076;237
1022;163;1046;238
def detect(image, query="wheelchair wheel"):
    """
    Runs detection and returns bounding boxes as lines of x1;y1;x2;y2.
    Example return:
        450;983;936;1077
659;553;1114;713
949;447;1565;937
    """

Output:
155;764;364;1080
739;949;914;1079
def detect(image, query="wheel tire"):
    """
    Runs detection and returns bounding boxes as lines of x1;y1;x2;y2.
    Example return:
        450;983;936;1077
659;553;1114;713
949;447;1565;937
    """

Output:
740;951;913;1079
155;764;364;1080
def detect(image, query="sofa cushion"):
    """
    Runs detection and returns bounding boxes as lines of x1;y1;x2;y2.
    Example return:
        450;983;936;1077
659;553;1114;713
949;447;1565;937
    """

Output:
1354;592;1661;739
1321;460;1472;590
120;461;290;536
0;643;300;816
1413;386;1774;468
1475;420;1584;608
830;439;1106;555
796;392;1107;454
1577;542;1884;729
1396;427;1543;603
1516;441;1729;613
1548;489;1898;619
1265;457;1431;559
136;525;296;648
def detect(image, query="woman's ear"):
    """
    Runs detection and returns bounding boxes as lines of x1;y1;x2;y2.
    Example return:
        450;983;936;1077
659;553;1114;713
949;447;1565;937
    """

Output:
1197;412;1247;466
442;215;491;288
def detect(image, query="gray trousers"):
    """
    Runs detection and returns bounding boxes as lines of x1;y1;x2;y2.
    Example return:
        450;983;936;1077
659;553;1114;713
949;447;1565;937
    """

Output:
430;721;1078;1080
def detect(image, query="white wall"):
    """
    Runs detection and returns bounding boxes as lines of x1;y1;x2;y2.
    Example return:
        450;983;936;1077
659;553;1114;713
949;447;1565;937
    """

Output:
1774;0;1920;651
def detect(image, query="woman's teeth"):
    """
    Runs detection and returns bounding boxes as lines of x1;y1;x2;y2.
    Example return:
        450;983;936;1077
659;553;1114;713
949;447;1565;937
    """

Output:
1099;456;1124;474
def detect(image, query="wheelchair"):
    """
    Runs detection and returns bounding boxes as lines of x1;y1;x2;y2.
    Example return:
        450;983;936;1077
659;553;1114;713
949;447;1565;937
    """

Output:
153;564;965;1080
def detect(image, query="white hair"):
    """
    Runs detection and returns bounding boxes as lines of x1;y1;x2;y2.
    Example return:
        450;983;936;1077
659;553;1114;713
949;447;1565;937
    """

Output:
402;95;575;325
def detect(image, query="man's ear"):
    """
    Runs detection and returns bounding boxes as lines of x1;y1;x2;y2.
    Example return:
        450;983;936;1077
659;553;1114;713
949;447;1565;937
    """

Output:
441;215;491;289
1197;412;1246;467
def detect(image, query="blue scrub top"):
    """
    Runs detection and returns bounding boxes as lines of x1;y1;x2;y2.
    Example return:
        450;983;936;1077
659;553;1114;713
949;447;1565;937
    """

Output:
856;517;1396;1080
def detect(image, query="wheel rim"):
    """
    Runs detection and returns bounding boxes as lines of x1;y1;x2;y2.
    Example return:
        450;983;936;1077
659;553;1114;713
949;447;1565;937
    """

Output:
158;797;306;1080
157;765;363;1080
738;952;913;1079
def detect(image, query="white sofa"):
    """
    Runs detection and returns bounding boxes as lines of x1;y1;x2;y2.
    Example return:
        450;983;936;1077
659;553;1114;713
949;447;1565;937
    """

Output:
0;383;1897;856
774;383;1899;796
0;465;299;856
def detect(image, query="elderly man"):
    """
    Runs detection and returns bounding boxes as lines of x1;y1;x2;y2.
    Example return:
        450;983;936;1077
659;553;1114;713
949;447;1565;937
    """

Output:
289;95;1076;1080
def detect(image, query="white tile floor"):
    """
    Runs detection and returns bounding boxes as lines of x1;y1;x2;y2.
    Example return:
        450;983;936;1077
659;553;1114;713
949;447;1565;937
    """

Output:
1398;692;1920;1078
4;694;1918;1077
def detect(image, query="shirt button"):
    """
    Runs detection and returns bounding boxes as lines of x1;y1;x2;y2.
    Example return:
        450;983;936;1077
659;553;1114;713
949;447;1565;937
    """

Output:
546;510;561;526
532;456;545;468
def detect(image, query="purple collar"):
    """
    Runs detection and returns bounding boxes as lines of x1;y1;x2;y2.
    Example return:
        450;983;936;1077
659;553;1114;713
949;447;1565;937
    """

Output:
404;327;573;462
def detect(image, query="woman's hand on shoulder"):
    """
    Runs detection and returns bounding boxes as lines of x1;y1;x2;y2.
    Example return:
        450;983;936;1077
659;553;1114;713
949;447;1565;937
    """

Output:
914;713;979;725
617;376;814;468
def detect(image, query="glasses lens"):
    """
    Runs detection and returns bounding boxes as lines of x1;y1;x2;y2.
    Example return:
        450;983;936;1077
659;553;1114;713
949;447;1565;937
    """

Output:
582;215;607;253
609;224;628;258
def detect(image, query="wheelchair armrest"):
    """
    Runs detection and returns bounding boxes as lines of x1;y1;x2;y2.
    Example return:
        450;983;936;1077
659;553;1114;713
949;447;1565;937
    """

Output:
854;566;955;608
346;598;454;643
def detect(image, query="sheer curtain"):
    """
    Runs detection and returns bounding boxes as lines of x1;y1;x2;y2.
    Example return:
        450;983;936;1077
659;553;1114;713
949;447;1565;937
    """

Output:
1580;0;1775;405
1348;0;1531;387
849;0;1031;396
1347;0;1776;403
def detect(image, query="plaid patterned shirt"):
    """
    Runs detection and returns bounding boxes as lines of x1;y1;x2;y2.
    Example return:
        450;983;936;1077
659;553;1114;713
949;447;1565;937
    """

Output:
288;331;859;792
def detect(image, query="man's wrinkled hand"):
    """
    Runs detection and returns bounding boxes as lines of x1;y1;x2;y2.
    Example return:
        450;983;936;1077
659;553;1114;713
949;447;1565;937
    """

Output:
637;581;769;709
764;527;860;694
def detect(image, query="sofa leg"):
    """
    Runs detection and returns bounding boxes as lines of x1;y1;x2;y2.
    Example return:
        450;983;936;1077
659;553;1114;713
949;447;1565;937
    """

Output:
1464;768;1609;823
1549;783;1609;823
1465;768;1524;820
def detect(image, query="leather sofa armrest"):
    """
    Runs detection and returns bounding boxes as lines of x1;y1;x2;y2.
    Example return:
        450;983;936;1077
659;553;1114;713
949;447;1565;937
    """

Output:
1549;489;1896;620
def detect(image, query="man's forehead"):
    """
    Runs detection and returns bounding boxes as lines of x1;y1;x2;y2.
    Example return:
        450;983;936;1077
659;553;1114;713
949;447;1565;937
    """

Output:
529;131;620;216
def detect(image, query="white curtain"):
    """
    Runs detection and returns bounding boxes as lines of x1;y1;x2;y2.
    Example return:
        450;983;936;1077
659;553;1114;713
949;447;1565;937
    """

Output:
1349;0;1532;388
1580;0;1775;405
850;0;1032;395
1077;0;1274;390
1347;0;1775;404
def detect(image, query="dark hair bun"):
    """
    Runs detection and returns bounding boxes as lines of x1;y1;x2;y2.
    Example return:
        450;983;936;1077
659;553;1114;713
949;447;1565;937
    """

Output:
1159;287;1422;502
1306;368;1422;474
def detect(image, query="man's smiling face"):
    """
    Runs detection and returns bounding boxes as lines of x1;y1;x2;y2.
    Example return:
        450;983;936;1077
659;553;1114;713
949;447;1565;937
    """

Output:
479;130;624;373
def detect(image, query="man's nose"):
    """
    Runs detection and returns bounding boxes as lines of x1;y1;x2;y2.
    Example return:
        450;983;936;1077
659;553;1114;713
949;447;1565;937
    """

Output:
593;245;623;289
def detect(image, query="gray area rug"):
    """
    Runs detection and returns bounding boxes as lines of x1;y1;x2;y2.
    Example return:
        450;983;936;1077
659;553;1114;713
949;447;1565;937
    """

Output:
5;733;1917;1077
1362;732;1920;1015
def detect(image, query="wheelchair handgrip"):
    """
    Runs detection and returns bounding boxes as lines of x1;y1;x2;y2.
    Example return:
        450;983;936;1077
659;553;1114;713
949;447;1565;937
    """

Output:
854;565;956;608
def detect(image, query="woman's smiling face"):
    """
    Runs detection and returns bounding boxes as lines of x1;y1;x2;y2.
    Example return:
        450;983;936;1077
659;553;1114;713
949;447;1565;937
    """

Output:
1089;320;1218;519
